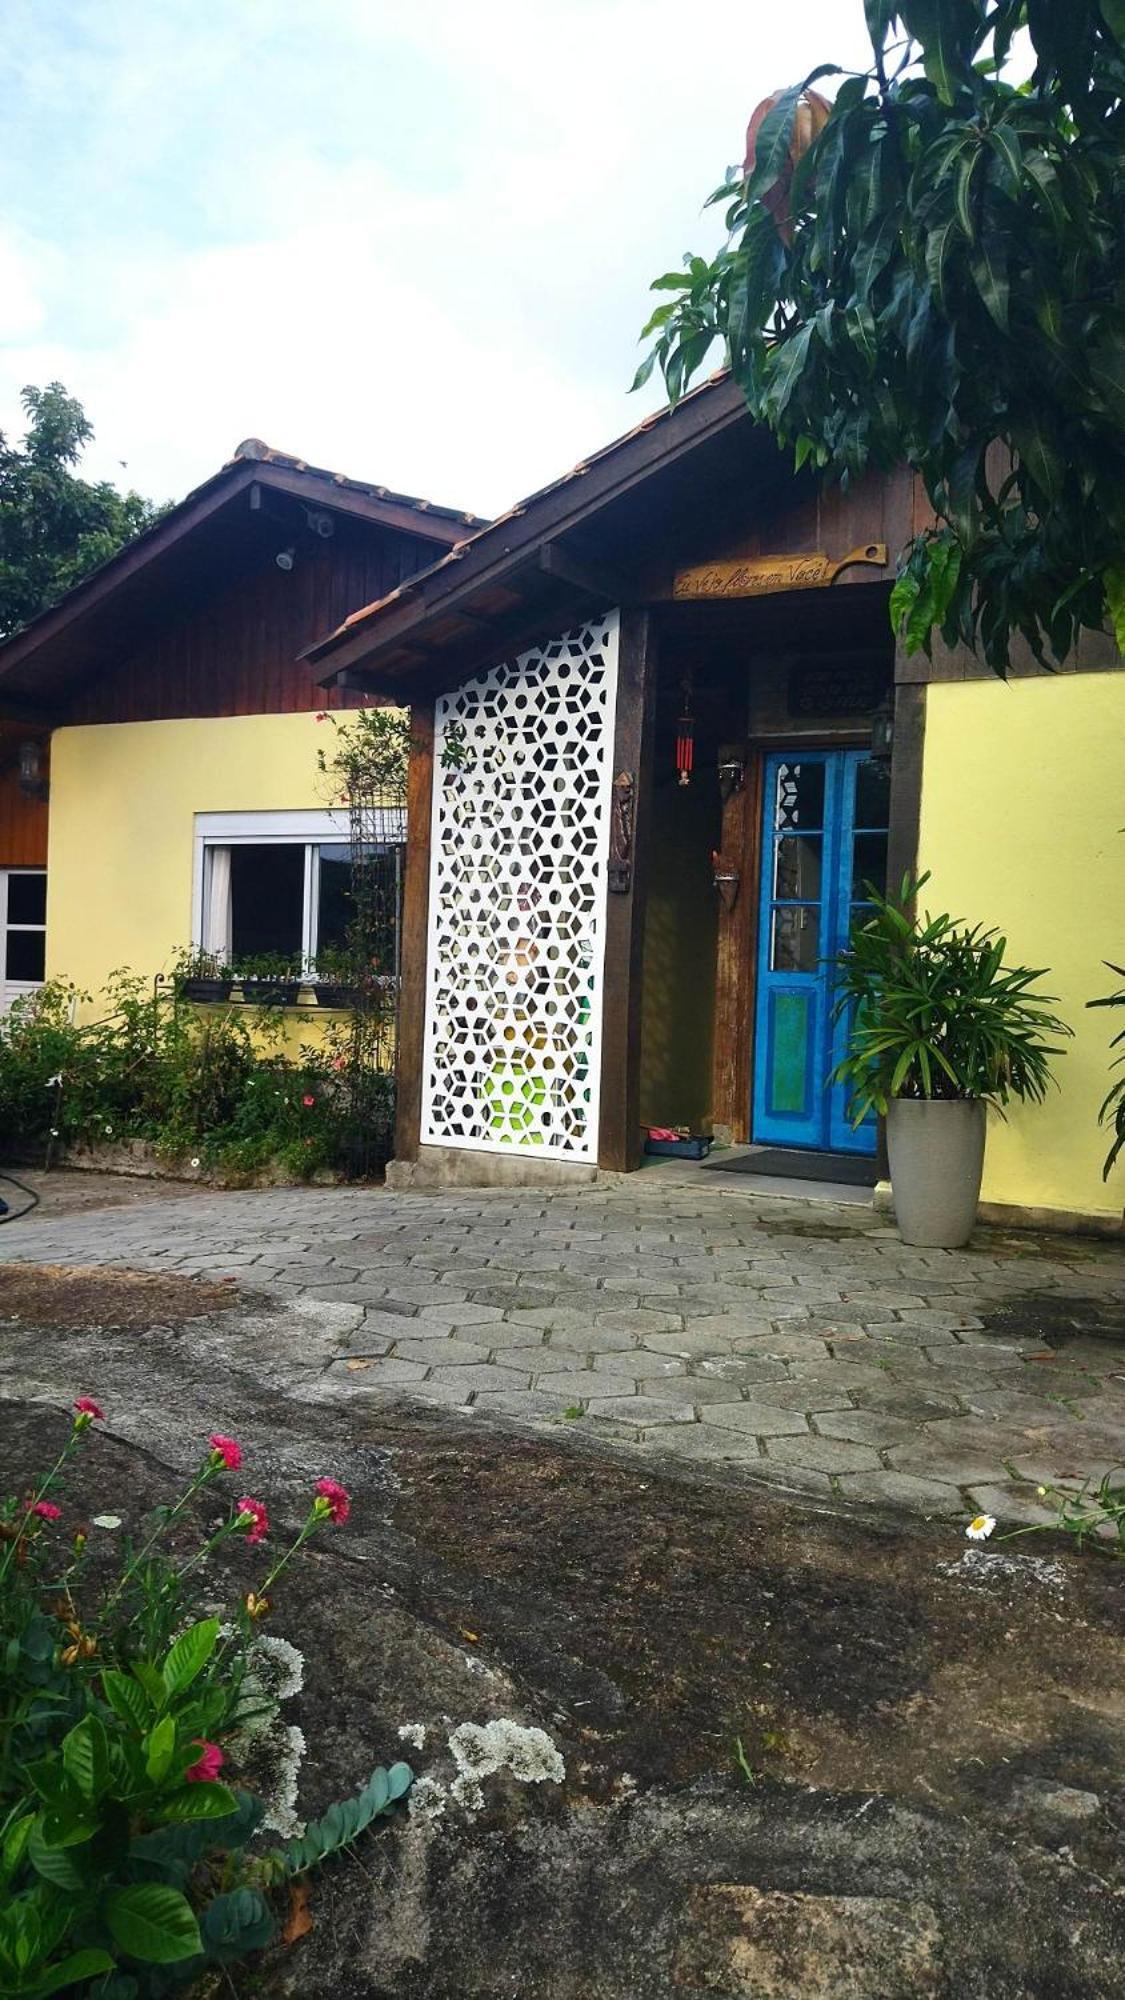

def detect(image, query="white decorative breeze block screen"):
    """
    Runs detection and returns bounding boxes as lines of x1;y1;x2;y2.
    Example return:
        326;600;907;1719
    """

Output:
420;609;620;1161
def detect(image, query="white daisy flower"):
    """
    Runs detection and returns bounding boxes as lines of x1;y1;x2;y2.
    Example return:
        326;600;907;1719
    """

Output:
104;1125;113;1137
965;1514;996;1542
190;1157;201;1168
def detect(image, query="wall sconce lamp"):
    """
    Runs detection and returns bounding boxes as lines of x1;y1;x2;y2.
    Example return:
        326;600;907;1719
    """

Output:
717;755;745;805
17;739;48;799
711;850;741;910
870;691;895;762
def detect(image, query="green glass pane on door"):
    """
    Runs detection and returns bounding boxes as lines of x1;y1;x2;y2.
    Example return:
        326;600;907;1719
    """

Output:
769;990;811;1114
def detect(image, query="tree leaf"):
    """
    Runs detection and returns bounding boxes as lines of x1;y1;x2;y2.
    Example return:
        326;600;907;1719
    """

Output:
161;1618;219;1697
969;209;1009;328
23;1947;115;1997
1100;0;1125;44
104;1884;203;1965
153;1782;238;1824
1104;567;1125;651
100;1670;151;1733
900;0;977;102
61;1715;109;1803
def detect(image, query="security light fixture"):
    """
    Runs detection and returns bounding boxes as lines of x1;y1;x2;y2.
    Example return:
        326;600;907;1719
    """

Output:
17;738;47;798
870;691;895;762
275;548;295;572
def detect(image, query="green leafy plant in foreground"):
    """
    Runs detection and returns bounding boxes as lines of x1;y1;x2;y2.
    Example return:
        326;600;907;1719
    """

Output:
831;874;1071;1124
1088;962;1125;1179
0;1404;411;1997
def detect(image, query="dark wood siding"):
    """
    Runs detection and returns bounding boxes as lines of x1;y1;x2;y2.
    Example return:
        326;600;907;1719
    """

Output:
69;526;438;724
0;763;49;867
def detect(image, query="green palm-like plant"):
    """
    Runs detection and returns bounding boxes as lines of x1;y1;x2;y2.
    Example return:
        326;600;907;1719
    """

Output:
1088;963;1125;1179
831;876;1071;1126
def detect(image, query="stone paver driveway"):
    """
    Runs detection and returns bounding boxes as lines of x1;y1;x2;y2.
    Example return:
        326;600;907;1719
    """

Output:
3;1174;1123;1521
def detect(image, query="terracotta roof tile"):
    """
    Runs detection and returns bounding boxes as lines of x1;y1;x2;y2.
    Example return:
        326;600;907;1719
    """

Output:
228;438;486;529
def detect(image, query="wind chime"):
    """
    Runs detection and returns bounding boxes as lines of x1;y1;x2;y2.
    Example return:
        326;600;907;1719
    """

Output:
675;673;695;787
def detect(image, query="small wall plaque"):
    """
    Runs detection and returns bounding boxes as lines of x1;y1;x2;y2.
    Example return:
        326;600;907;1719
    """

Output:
608;770;635;894
673;542;888;600
787;660;886;717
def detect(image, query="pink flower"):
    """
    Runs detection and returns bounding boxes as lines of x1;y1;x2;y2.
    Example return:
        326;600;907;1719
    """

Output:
314;1477;351;1525
302;1094;315;1108
185;1740;224;1784
32;1500;61;1520
74;1397;104;1421
235;1496;269;1545
208;1433;242;1470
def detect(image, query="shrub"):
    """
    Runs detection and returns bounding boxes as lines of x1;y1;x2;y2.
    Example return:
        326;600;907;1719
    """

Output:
0;977;394;1183
0;1401;411;1997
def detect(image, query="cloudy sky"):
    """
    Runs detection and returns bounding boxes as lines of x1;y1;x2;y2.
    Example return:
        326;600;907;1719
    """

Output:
1;0;873;519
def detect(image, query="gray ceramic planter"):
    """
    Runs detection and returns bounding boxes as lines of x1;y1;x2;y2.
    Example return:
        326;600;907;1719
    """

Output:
886;1098;986;1248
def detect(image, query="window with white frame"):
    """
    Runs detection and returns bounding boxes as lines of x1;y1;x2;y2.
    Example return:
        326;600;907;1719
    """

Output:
194;812;406;973
1;868;47;1005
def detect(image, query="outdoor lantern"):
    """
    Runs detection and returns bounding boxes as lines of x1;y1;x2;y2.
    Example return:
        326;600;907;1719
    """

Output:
870;691;895;762
675;677;695;787
17;738;47;798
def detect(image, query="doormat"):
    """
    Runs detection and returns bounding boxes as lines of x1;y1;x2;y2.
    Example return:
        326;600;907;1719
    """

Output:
701;1147;878;1188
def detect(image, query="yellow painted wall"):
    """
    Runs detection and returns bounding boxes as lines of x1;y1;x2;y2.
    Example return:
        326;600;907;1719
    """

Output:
917;673;1124;1223
46;712;359;1037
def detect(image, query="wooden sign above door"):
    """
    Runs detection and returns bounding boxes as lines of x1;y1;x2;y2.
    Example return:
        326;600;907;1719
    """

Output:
673;542;888;600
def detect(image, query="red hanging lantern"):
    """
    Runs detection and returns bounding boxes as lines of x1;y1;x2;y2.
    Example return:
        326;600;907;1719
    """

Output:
675;677;695;787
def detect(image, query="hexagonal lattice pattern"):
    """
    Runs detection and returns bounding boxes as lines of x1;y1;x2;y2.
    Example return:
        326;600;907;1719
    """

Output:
421;611;619;1160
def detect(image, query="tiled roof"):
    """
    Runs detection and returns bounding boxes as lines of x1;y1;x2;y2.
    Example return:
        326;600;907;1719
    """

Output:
313;369;734;653
229;439;486;529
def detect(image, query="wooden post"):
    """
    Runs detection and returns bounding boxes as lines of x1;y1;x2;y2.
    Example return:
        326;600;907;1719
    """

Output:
709;746;762;1143
394;703;435;1164
597;608;657;1172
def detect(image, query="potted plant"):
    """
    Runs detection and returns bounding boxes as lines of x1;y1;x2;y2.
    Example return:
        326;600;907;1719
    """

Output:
173;946;233;1004
832;876;1070;1247
1088;960;1125;1180
235;954;304;1008
312;946;361;1010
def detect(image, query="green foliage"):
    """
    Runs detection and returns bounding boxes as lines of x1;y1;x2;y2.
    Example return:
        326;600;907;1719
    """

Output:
0;974;391;1183
1016;1468;1125;1556
1;1410;411;1997
639;2;1125;670
831;874;1071;1120
0;386;164;640
1088;960;1125;1177
275;1762;413;1875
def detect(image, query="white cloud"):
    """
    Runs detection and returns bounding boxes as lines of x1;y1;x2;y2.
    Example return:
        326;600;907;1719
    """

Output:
0;0;874;512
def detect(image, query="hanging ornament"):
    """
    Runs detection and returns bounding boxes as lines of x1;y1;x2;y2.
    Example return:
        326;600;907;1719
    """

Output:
675;675;695;788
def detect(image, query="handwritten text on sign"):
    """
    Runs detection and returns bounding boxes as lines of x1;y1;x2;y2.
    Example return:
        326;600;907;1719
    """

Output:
673;542;888;600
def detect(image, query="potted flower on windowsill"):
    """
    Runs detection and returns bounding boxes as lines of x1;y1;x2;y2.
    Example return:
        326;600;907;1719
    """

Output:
235;954;304;1008
311;946;362;1010
831;876;1071;1248
173;946;233;1004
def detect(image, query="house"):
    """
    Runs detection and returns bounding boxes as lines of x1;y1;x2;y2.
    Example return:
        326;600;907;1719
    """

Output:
0;440;485;1016
308;374;1123;1234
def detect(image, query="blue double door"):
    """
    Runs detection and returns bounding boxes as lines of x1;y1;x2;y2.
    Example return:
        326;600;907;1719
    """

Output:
752;749;890;1156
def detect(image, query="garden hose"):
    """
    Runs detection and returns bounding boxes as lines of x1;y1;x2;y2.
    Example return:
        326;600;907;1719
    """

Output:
0;1171;40;1224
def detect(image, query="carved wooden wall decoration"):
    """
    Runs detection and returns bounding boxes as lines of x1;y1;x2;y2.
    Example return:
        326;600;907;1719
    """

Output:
673;542;887;600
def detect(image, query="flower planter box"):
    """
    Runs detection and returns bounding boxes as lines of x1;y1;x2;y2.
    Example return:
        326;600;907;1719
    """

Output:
180;977;234;1003
238;980;303;1007
313;984;360;1009
643;1133;713;1160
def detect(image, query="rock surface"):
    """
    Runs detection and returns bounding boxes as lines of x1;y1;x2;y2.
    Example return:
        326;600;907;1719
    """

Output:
1;1262;1123;1997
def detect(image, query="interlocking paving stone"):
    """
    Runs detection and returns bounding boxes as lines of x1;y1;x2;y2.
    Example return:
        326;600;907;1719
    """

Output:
586;1396;696;1427
764;1433;883;1475
699;1403;811;1437
534;1370;637;1403
389;1337;492;1367
3;1175;1121;1520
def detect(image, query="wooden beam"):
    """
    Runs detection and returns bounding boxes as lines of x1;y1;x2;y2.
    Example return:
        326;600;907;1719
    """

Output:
597;608;658;1172
886;680;926;902
393;704;435;1164
539;542;630;606
0;699;60;729
710;747;762;1143
304;378;751;677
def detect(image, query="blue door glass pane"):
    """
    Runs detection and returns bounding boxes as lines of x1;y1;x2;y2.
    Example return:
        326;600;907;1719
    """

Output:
753;749;889;1156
